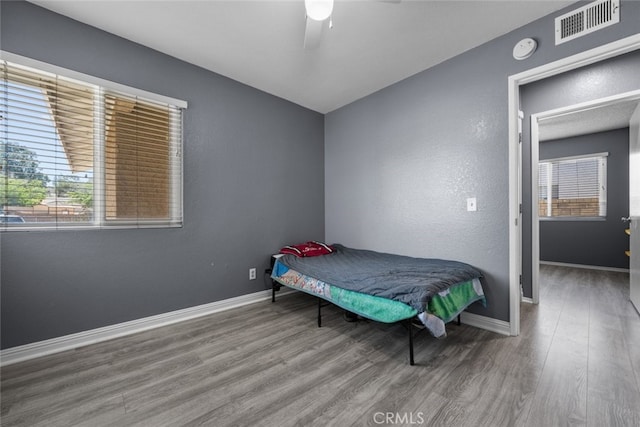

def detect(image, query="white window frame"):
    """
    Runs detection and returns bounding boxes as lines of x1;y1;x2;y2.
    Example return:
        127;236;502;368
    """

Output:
1;51;187;231
538;152;608;220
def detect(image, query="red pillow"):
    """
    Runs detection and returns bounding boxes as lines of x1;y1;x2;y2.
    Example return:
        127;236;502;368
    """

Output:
279;241;334;257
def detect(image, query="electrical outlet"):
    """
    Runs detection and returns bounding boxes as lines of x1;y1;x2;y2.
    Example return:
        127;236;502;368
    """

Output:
249;268;257;280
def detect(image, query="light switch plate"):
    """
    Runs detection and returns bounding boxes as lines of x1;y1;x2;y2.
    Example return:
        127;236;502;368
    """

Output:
467;197;477;212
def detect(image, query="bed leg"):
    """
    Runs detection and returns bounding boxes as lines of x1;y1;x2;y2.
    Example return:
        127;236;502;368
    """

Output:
408;319;415;366
457;314;461;325
271;279;283;303
317;298;322;327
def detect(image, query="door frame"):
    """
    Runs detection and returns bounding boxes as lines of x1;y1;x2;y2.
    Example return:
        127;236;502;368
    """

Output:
508;34;640;336
630;103;640;313
530;90;640;306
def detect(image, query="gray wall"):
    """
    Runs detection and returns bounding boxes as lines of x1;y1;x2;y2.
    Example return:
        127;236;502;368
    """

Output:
0;1;325;349
520;51;640;297
325;1;640;322
539;128;630;269
3;1;640;349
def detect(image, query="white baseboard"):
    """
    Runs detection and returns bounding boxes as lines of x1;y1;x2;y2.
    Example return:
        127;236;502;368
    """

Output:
460;312;511;336
521;297;535;304
540;261;629;273
0;288;293;367
1;288;504;366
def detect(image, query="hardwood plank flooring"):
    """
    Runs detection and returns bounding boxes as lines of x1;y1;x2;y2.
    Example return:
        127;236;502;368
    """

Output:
1;265;639;426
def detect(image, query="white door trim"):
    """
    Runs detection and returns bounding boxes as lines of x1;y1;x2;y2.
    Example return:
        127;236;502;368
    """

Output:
530;90;640;307
629;102;640;313
531;114;541;305
508;33;640;336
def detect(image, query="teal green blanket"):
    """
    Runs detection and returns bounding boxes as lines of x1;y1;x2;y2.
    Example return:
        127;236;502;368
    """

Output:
271;245;486;337
276;244;483;313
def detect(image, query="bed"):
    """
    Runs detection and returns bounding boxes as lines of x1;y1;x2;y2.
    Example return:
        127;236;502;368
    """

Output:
270;243;485;365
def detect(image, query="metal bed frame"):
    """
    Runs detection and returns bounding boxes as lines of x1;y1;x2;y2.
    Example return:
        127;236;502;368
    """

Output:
271;280;460;366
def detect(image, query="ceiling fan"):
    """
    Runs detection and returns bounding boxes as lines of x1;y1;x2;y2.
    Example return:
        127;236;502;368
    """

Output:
303;0;400;50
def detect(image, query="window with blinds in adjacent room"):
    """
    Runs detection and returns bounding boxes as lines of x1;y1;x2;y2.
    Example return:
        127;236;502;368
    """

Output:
0;55;186;230
538;153;607;219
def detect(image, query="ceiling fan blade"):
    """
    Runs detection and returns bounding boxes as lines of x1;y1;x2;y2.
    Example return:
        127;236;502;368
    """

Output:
304;16;324;50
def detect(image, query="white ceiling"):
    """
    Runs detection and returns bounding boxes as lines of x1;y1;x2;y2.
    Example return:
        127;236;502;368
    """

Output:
539;99;640;141
30;0;576;113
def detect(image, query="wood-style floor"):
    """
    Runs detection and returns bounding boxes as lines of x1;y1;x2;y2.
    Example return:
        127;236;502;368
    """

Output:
1;265;639;426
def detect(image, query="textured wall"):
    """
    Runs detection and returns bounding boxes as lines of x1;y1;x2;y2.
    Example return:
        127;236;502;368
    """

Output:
0;1;325;349
325;1;640;322
539;128;630;269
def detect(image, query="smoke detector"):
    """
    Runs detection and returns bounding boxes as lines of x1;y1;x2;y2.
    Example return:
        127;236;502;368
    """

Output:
513;38;537;60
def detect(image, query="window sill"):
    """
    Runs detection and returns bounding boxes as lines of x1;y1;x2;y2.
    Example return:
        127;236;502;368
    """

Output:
539;216;606;222
1;222;183;232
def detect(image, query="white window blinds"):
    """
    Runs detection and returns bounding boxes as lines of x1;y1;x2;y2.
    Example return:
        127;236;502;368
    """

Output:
1;56;185;230
538;153;607;218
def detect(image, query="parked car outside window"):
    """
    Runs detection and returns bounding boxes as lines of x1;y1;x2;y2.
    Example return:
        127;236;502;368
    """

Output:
0;215;26;223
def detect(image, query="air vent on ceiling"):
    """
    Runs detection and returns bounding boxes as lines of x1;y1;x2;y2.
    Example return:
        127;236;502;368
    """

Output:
555;0;620;45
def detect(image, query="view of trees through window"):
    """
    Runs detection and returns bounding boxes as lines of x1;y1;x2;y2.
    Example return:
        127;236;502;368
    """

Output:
2;58;184;229
1;76;94;224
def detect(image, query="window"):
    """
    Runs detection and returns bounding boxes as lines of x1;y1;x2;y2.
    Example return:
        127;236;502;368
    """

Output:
538;153;607;219
1;54;186;230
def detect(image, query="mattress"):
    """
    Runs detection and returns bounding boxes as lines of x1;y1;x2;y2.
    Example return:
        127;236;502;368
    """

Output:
271;244;486;337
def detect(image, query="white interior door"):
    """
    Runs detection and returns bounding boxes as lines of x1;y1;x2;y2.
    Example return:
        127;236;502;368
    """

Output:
629;103;640;313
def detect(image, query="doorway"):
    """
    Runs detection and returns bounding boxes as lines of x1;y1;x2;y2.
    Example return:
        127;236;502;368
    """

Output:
530;92;640;304
508;34;640;336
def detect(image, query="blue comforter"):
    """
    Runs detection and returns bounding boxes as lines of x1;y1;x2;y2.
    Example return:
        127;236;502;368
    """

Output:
278;244;482;312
